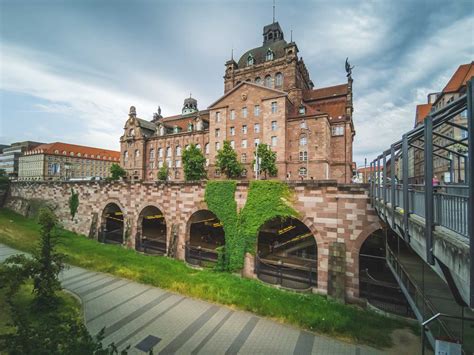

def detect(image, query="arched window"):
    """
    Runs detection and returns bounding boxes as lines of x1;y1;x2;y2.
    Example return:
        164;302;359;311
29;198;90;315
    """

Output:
264;75;272;88
129;128;135;136
266;49;274;61
255;77;262;85
70;152;74;156
247;54;255;66
166;147;171;157
176;145;182;156
299;166;307;177
299;134;307;146
158;148;163;158
77;153;81;157
124;151;128;161
205;143;210;154
62;151;67;155
54;150;59;154
275;72;283;87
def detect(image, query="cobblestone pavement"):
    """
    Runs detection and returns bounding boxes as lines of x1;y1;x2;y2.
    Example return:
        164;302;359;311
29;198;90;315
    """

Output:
0;244;383;354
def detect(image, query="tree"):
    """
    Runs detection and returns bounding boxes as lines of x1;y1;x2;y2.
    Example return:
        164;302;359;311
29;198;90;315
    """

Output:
69;188;79;220
182;144;207;181
34;208;66;308
254;144;277;179
0;168;9;188
110;163;126;181
157;162;169;181
216;141;242;178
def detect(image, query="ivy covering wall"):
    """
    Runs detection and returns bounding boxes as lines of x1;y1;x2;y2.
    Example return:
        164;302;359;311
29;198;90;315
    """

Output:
204;181;239;271
240;181;298;255
204;180;298;272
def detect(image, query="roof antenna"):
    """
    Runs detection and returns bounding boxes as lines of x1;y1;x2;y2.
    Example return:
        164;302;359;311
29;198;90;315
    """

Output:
273;0;275;23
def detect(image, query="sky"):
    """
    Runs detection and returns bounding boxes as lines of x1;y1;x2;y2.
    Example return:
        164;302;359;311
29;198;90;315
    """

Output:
0;0;473;166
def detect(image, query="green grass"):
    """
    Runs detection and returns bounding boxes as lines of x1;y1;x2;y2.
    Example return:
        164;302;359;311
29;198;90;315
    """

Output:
0;208;412;348
0;282;81;338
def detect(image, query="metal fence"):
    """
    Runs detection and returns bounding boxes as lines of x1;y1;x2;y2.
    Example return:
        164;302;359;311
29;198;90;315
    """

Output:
255;255;317;290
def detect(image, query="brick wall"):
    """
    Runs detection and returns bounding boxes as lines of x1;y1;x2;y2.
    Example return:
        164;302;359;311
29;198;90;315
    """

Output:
5;180;380;301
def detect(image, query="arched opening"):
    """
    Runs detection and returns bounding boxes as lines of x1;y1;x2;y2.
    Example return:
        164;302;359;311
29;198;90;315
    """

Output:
136;206;167;255
100;203;124;245
186;210;225;267
256;216;317;290
359;229;413;317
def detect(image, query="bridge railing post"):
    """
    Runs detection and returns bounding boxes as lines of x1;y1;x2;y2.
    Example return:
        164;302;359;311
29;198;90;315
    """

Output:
467;78;474;307
424;116;435;265
402;134;410;241
383;151;387;205
377;155;381;200
391;144;396;227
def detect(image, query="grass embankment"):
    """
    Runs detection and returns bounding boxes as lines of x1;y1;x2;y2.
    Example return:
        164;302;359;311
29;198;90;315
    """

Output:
0;282;81;339
0;208;410;348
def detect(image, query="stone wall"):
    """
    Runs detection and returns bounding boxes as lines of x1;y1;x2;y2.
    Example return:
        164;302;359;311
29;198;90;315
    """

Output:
5;180;380;301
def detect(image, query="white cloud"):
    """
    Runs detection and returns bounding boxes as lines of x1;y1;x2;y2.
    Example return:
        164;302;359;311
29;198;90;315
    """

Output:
0;44;189;149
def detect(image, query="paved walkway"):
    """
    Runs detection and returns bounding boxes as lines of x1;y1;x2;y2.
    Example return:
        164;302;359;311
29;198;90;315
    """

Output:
0;244;383;354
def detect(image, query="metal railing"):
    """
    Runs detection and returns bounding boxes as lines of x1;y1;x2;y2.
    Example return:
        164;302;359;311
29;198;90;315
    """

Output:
185;244;219;267
386;246;455;347
255;255;317;290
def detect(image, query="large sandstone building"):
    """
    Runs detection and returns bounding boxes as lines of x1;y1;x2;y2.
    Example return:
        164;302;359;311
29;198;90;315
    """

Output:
121;22;355;183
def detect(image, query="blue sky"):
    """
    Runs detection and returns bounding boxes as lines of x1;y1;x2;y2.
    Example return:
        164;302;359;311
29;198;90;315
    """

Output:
0;0;473;166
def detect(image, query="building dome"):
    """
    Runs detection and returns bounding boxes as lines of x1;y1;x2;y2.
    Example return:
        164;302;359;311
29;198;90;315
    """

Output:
182;96;198;115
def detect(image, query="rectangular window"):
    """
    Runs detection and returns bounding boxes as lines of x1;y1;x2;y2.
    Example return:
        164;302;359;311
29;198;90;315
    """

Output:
271;121;277;131
254;123;260;133
271;136;277;147
299;151;308;162
175;160;181;168
230;109;235;120
150;161;155;169
241;153;247;163
230;127;235;136
242;107;248;118
254;105;260;116
215;128;220;138
241;139;247;148
230;140;235;149
332;126;344;136
215;142;220;150
254;138;260;146
242;125;248;134
271;101;277;114
158;161;163;168
215;111;221;122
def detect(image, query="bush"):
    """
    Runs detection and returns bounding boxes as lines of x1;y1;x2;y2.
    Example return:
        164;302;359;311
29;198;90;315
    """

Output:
157;162;169;181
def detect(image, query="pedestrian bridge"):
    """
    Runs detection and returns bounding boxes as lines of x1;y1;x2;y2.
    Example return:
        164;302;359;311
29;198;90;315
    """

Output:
369;80;473;350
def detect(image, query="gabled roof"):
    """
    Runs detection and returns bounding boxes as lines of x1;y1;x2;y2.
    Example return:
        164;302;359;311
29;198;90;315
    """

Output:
415;103;432;127
25;142;120;161
136;118;156;132
303;84;348;101
442;61;474;93
208;81;287;108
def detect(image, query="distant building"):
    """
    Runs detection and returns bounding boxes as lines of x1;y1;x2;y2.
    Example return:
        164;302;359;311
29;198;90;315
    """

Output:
0;141;43;179
412;62;473;184
18;142;120;181
357;165;383;184
121;21;355;183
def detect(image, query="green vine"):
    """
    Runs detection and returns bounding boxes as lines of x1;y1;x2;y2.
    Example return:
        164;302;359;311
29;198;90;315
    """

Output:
68;188;79;220
204;181;239;271
204;180;297;272
240;180;298;255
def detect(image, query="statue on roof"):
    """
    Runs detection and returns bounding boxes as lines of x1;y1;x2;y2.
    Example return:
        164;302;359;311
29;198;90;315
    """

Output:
345;57;354;78
152;106;163;123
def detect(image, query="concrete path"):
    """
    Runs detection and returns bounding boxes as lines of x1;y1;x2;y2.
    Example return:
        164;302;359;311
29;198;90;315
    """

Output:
0;244;383;354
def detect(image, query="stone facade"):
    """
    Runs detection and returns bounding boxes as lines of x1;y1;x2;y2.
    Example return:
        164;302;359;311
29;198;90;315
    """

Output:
120;22;355;184
6;180;380;301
